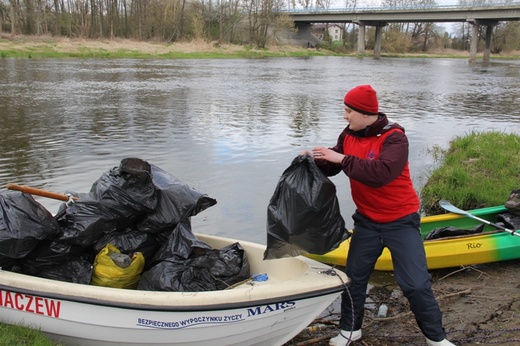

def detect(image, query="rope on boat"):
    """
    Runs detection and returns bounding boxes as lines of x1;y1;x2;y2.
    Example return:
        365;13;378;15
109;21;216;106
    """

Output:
314;265;356;345
65;193;76;207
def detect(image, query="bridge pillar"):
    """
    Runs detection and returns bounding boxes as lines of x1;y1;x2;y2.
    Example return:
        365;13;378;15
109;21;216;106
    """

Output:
469;20;498;62
357;25;366;53
469;23;479;62
484;25;493;62
356;21;387;57
374;26;383;58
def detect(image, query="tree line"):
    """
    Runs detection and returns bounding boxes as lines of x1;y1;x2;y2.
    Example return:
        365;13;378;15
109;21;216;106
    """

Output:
0;0;519;53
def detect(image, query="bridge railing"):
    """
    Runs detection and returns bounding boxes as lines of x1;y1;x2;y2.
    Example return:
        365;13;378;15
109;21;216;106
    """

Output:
279;2;520;14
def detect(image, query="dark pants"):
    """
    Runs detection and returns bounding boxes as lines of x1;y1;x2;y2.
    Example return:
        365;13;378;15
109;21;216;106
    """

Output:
340;211;446;341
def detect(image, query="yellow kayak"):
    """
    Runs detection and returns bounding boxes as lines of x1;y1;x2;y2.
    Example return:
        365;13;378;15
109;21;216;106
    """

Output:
306;206;520;271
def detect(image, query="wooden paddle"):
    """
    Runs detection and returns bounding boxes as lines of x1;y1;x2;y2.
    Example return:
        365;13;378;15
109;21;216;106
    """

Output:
439;199;520;238
6;183;78;202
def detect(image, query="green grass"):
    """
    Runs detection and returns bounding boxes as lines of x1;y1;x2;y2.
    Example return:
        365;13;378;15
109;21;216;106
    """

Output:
1;36;518;60
0;45;332;59
0;323;62;345
420;131;520;215
0;49;332;59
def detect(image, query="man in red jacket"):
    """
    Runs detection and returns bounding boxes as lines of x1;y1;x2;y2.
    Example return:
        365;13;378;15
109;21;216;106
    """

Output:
308;85;455;346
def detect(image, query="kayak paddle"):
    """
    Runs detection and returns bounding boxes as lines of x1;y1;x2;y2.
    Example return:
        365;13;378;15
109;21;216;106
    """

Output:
439;199;520;238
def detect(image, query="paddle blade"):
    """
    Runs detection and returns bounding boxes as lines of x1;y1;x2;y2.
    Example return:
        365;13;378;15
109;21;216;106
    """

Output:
439;199;469;216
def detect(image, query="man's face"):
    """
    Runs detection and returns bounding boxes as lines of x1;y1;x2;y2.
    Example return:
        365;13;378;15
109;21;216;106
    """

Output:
344;105;366;131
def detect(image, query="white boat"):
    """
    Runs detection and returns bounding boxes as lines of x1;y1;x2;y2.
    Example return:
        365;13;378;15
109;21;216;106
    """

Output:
0;233;348;346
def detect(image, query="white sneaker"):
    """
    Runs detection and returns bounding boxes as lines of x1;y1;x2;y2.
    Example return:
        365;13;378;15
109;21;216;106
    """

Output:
329;329;362;346
425;337;456;346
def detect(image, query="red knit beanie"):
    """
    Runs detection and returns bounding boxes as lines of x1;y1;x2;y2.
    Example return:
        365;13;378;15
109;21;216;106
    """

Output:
343;85;379;115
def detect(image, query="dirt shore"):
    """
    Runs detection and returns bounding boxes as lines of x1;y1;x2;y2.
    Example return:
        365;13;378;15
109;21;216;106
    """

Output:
286;259;520;346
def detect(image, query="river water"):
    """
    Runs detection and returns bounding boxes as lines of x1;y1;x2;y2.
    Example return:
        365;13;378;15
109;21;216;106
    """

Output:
1;57;519;246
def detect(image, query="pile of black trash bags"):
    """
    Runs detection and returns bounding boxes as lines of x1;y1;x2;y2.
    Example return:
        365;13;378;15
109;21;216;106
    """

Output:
0;158;250;292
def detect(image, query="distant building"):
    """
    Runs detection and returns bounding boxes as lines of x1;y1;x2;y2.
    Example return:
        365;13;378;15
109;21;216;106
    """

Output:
312;24;344;42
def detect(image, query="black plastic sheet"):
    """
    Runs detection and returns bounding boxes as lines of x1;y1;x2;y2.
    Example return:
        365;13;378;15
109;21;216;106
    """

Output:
425;224;484;240
264;155;349;259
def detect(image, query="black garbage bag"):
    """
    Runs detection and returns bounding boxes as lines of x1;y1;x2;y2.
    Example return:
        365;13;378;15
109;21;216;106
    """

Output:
264;155;350;259
497;213;520;230
56;158;159;247
93;228;161;264
425;224;485;240
147;219;213;270
0;192;60;258
138;241;250;292
20;239;90;275
56;193;125;247
136;165;217;234
0;256;22;272
89;157;158;219
36;256;93;284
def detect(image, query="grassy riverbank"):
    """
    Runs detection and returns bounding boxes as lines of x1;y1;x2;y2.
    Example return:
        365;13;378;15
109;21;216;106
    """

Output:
1;34;519;60
420;131;520;215
0;323;60;345
0;35;332;59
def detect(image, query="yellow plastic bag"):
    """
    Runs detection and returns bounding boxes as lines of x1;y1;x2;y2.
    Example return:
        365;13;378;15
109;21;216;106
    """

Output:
91;243;145;289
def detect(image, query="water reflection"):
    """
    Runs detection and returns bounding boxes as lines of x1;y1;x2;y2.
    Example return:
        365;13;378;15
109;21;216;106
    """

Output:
0;57;519;245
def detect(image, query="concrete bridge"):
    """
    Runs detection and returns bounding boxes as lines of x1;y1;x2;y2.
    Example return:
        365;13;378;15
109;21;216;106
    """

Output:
283;3;520;61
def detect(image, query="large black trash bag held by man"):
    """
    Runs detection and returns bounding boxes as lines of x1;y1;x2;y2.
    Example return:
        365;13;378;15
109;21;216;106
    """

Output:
264;154;350;259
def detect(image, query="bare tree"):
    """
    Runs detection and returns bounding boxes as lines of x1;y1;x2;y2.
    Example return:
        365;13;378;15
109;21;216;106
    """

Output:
9;0;17;36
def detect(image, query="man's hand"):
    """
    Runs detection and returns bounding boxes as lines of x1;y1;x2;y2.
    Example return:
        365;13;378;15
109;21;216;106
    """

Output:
312;147;345;164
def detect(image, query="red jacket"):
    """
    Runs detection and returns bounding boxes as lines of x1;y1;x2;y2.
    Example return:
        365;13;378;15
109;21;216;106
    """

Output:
316;114;419;223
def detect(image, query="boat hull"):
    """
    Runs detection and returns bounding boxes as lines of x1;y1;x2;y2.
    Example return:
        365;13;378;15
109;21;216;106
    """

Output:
0;234;349;345
0;290;338;346
307;206;520;271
